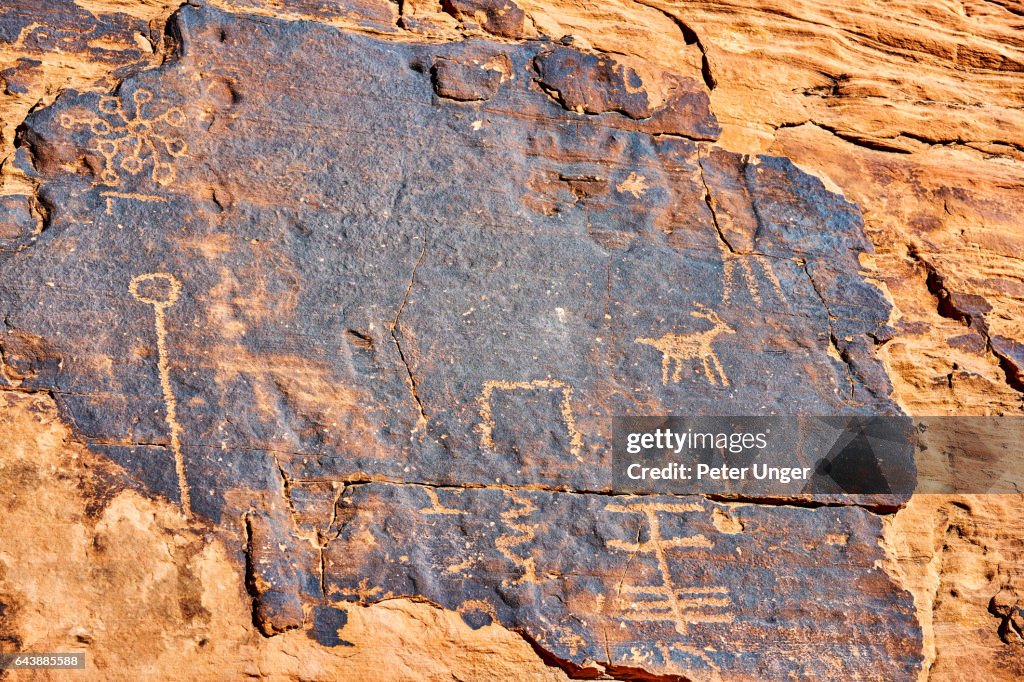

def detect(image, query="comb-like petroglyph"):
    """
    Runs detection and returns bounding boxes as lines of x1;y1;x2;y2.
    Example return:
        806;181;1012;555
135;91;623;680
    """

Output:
0;3;919;678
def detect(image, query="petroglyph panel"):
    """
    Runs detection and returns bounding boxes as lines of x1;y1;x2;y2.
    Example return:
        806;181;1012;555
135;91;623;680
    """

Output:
0;5;897;514
0;3;922;678
324;483;922;679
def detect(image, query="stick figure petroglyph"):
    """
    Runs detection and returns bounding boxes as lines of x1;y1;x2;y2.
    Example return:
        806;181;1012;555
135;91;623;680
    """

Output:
60;88;187;187
636;304;735;386
129;272;191;517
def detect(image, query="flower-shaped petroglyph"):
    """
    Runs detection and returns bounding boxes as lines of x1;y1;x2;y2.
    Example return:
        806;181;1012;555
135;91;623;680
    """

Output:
60;89;188;187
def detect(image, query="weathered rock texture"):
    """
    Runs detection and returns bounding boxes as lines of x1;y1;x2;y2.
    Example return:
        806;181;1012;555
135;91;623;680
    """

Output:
0;392;571;681
0;0;1021;680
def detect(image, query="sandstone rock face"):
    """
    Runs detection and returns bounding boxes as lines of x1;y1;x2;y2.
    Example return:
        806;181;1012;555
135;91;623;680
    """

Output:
329;483;920;678
0;392;571;681
0;0;1021;680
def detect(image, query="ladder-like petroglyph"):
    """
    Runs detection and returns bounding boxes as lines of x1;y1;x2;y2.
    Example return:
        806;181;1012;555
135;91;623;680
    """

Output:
607;500;733;635
636;304;736;386
129;272;191;516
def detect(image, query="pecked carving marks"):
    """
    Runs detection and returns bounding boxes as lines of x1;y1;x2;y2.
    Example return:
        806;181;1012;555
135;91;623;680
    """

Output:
532;45;721;138
431;53;511;102
59;88;188;187
534;47;653;118
0;3;921;678
0;4;896;512
477;379;584;462
324;483;923;679
441;0;536;39
128;272;191;516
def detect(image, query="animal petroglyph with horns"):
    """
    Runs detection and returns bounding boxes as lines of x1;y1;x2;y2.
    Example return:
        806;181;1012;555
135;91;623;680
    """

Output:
636;305;736;386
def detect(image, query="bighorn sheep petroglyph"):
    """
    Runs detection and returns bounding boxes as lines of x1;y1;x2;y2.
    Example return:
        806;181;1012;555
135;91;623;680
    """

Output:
636;305;736;386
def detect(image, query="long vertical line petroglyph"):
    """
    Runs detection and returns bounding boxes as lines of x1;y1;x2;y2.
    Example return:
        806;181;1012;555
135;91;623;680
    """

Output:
130;272;191;517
